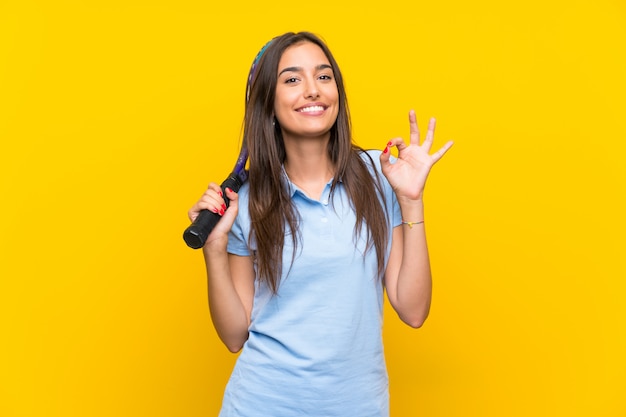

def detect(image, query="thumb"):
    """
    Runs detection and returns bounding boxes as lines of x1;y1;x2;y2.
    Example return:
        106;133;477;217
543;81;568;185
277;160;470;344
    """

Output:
209;187;240;238
221;187;240;224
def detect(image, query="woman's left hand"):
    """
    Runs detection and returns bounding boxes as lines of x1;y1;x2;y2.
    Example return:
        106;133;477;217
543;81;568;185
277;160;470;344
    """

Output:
380;110;453;202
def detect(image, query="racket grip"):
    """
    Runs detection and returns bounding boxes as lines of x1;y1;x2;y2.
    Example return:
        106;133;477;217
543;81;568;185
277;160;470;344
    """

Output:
183;173;244;249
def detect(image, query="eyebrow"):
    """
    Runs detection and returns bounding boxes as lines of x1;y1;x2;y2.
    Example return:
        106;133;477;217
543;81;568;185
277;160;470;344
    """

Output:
278;64;332;76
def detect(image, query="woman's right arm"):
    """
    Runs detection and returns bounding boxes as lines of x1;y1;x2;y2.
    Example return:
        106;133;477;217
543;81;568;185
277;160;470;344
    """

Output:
189;184;255;353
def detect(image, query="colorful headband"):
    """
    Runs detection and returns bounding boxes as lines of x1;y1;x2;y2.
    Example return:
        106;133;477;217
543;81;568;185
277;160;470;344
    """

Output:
245;39;274;103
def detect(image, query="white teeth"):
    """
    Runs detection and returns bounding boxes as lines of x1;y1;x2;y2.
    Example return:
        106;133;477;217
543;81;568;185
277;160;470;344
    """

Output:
298;106;324;113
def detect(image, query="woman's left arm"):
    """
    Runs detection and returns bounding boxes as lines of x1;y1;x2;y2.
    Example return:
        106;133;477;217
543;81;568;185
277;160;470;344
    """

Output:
380;110;453;328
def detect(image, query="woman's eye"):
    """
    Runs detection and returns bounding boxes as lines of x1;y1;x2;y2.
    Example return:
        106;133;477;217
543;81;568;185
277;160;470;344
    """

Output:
319;74;332;80
285;77;299;83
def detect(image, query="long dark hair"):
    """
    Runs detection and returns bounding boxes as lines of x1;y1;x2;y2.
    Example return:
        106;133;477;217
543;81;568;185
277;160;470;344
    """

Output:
244;32;388;293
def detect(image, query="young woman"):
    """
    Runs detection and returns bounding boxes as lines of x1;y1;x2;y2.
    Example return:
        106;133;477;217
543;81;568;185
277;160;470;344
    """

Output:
188;31;453;417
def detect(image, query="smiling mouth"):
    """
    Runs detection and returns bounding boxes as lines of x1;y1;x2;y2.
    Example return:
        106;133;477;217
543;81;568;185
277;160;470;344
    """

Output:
297;105;326;113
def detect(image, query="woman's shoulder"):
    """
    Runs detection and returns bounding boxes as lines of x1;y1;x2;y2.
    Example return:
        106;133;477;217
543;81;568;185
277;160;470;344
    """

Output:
356;148;385;172
354;148;398;200
235;181;250;208
358;148;384;159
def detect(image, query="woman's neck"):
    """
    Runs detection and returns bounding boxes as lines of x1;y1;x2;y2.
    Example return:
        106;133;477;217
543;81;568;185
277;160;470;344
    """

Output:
283;136;334;200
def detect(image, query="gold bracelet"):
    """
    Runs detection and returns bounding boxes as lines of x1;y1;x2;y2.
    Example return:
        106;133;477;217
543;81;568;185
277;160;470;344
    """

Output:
401;220;424;228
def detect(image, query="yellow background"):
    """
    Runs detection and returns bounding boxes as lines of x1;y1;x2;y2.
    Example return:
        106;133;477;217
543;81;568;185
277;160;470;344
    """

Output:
2;1;625;416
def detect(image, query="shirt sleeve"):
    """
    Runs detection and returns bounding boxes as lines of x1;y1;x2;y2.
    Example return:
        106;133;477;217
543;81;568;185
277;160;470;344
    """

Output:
226;185;251;256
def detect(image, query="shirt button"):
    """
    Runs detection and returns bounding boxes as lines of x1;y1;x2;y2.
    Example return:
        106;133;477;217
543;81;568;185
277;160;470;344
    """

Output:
322;199;328;205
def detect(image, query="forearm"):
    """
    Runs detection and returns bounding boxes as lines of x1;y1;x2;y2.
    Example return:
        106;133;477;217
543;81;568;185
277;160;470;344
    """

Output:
392;200;433;327
204;242;251;352
379;110;452;327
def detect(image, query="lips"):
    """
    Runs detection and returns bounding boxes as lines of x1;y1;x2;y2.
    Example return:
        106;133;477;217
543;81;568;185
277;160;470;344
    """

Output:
296;103;328;113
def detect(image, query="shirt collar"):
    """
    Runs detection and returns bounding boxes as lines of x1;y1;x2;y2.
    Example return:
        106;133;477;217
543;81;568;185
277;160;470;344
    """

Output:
281;165;341;198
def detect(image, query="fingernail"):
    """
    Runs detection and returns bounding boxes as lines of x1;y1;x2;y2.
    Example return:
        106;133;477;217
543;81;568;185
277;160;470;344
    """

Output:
387;141;393;147
218;190;223;197
383;146;388;154
221;203;227;211
212;208;218;213
225;187;232;193
219;208;225;216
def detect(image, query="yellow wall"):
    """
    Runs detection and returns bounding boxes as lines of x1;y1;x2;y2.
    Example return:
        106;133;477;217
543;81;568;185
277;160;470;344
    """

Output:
1;1;625;416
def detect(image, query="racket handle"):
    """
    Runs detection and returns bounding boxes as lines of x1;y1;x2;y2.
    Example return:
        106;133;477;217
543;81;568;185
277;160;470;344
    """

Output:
183;173;244;249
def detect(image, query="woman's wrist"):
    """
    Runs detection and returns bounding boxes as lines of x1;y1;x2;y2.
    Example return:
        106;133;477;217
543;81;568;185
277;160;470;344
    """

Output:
401;220;425;228
398;197;425;220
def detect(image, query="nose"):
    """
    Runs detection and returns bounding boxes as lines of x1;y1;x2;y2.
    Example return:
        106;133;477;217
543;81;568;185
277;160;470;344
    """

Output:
303;79;320;99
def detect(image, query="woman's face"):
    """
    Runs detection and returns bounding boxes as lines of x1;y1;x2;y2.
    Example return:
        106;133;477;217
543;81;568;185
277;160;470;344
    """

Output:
273;42;339;142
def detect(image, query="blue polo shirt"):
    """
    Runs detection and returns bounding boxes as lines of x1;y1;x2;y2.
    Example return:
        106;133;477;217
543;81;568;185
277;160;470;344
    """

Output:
222;150;401;417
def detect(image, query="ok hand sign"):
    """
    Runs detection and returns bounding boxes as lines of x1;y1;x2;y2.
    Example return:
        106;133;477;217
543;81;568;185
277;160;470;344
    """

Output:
380;110;453;202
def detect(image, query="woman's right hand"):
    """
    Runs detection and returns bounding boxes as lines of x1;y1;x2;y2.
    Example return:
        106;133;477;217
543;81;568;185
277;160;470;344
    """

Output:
187;182;240;246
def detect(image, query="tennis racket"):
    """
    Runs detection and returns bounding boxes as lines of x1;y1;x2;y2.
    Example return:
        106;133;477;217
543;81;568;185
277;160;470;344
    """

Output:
183;40;273;249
